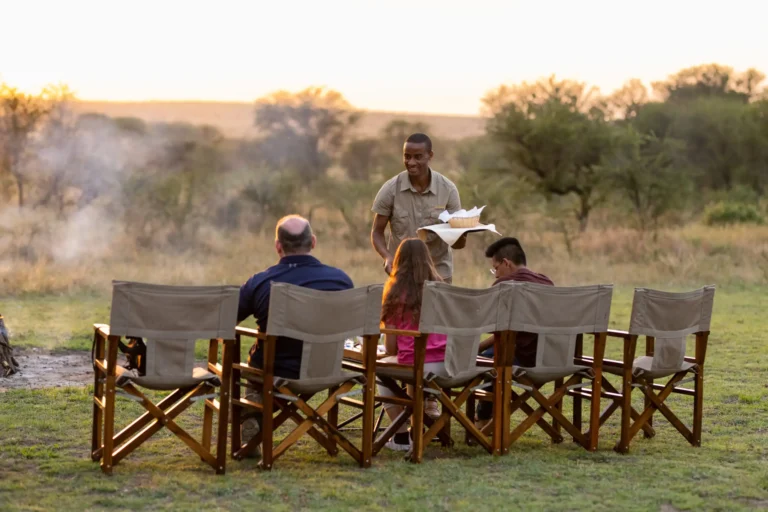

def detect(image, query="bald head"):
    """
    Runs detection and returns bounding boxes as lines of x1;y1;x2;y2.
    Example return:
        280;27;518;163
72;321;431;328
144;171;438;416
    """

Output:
275;214;315;255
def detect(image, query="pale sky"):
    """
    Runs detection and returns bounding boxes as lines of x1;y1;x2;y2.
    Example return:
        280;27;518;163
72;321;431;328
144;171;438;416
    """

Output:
2;0;766;115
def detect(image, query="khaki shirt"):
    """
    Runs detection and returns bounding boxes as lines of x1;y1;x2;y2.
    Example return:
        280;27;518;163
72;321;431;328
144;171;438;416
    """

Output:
372;169;461;279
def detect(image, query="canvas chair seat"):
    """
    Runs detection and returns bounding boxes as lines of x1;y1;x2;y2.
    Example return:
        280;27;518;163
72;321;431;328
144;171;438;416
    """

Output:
376;362;489;389
603;355;697;380
115;365;221;391
512;364;592;385
248;370;363;396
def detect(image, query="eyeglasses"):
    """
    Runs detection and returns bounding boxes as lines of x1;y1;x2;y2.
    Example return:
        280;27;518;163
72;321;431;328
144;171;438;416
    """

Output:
490;259;506;276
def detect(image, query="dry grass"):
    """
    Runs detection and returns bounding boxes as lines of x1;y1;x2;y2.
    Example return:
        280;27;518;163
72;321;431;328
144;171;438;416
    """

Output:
2;221;768;297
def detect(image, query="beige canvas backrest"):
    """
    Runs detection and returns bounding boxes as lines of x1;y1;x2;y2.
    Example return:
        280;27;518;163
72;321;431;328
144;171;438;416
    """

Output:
418;281;514;379
109;280;239;380
502;282;613;368
266;282;384;380
629;285;715;373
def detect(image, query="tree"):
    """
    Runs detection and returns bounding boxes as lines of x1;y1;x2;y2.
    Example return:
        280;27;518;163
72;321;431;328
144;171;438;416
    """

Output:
669;97;751;190
0;84;65;208
379;119;430;153
741;100;768;194
607;127;689;231
340;138;383;181
607;79;649;120
253;87;360;180
485;78;614;231
652;64;765;104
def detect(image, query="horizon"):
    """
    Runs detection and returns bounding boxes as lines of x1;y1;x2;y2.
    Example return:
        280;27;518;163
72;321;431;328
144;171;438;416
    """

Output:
3;0;767;115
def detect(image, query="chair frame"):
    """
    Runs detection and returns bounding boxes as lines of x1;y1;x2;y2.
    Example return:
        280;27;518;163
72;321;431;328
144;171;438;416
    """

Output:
230;327;380;469
580;328;709;453
373;327;511;462
90;324;234;475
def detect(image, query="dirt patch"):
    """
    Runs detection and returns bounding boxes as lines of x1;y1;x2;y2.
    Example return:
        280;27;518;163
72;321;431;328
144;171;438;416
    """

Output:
0;349;93;392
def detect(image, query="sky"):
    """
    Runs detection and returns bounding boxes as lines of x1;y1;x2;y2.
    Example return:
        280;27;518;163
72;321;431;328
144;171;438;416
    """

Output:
2;0;766;115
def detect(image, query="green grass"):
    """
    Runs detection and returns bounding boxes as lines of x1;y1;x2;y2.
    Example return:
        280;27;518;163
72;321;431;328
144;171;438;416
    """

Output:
1;287;767;511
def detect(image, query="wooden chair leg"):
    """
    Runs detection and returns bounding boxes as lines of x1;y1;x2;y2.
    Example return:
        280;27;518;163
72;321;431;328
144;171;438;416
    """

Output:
202;402;214;456
465;394;476;446
100;335;119;474
361;335;377;468
587;333;607;452
230;336;242;458
214;339;233;474
572;334;583;443
552;378;563;442
439;392;452;448
693;368;704;447
410;383;425;463
259;336;276;471
615;334;637;454
327;386;340;456
643;379;654;438
91;330;105;461
644;336;655;438
616;369;634;453
202;340;217;457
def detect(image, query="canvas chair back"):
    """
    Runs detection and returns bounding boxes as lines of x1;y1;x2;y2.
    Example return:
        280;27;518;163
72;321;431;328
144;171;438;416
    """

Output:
266;282;383;381
503;282;613;369
628;286;715;375
109;280;239;381
418;281;512;380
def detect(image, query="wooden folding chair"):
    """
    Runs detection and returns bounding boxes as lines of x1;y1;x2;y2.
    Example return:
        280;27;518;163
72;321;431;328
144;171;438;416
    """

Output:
375;282;512;462
588;286;715;453
91;281;239;475
492;282;613;452
230;282;383;470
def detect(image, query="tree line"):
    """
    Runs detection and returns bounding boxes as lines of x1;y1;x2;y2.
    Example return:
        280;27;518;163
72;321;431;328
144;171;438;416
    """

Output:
0;63;766;260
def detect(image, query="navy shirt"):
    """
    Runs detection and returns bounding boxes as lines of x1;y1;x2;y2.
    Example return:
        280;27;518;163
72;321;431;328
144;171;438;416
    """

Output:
237;254;354;378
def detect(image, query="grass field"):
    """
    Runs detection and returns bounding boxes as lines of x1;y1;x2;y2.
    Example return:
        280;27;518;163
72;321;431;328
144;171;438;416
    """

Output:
1;285;767;511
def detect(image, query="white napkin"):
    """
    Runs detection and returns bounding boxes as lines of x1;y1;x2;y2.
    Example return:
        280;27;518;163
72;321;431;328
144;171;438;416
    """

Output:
417;222;501;246
438;205;486;223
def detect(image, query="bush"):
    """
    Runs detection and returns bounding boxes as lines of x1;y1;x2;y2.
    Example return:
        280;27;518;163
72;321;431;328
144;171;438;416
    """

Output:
704;201;764;226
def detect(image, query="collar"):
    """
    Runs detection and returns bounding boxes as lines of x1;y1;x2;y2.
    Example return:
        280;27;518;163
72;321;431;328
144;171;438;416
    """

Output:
278;254;320;266
400;168;437;194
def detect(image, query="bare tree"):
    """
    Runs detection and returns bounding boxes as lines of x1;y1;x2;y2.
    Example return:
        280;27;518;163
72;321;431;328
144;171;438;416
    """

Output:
0;84;59;208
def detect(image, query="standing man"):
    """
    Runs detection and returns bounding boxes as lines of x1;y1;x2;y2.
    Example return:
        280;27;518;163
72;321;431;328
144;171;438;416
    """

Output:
371;133;466;284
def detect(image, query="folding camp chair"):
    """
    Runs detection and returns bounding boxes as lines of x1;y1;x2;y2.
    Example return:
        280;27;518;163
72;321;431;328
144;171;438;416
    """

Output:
495;282;613;452
230;282;383;470
375;281;512;462
91;281;239;475
593;286;715;453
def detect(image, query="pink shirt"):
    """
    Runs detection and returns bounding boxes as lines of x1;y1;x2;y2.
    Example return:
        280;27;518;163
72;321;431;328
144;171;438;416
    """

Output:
389;313;447;365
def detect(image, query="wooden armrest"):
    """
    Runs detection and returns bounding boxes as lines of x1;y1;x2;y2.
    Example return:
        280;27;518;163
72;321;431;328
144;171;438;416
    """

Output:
94;324;111;338
236;326;266;339
380;328;422;337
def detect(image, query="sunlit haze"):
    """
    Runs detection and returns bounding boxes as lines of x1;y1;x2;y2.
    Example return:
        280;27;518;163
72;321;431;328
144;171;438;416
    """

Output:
2;0;766;115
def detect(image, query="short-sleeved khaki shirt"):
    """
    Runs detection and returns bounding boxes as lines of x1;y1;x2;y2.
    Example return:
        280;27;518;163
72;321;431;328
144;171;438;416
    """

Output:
372;169;461;279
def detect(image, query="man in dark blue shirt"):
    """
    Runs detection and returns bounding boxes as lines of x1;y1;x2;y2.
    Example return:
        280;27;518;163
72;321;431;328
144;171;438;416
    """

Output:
237;214;354;379
238;214;353;458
